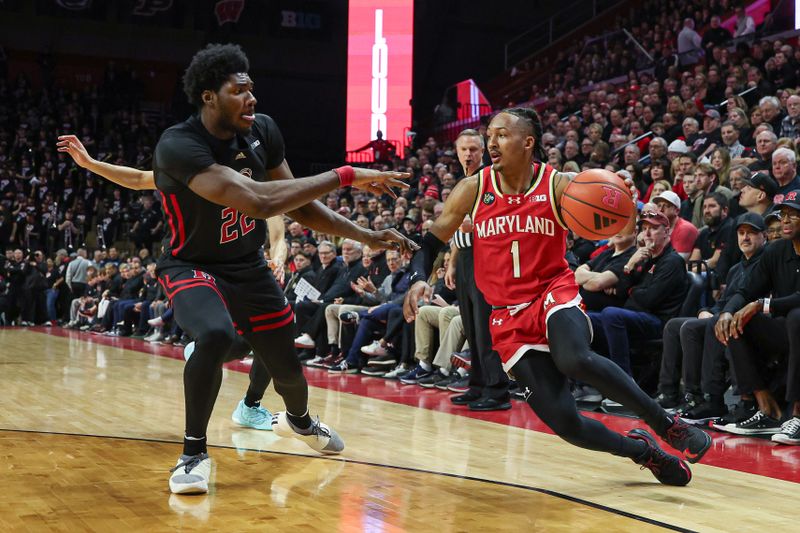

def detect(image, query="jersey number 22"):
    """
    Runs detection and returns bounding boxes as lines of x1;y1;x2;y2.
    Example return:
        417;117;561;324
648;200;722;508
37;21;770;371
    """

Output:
220;207;256;244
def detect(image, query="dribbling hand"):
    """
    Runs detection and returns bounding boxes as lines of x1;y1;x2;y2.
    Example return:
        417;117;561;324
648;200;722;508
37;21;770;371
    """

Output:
352;168;411;199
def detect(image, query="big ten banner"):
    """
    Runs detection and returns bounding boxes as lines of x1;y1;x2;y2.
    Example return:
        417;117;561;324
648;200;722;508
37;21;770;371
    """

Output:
346;0;413;163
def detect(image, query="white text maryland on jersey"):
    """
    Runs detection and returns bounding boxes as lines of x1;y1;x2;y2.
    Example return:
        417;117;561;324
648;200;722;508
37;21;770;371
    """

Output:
474;214;556;239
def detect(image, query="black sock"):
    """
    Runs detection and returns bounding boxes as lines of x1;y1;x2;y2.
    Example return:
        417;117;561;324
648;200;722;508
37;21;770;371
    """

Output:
287;411;312;430
244;397;261;408
183;436;207;456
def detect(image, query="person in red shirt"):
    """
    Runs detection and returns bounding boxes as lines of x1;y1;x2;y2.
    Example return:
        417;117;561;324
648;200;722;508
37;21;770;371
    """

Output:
405;107;711;487
353;130;396;164
652;191;698;260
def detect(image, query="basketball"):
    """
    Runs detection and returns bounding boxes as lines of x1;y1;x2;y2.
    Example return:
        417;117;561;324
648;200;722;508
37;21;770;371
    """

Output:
560;169;635;240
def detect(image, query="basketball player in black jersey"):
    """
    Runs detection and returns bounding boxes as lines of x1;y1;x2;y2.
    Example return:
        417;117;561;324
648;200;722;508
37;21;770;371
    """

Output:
57;133;284;433
137;43;416;494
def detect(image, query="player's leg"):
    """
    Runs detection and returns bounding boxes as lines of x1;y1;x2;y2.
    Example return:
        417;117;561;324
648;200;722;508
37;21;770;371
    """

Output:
167;282;240;494
547;307;711;463
245;322;345;454
512;349;691;485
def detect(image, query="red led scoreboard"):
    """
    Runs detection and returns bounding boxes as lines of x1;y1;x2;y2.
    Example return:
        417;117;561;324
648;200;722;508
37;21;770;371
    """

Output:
345;0;413;163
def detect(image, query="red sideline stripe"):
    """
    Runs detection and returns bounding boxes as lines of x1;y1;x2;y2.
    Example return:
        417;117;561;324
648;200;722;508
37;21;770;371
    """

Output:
159;191;177;249
252;312;294;332
249;305;292;322
169;194;186;257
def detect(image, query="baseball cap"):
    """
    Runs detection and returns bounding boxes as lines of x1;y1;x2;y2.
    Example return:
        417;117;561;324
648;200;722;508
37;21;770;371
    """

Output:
704;109;721;120
303;236;318;247
652;190;681;209
667;139;688;154
639;210;670;227
424;185;440;199
780;189;800;211
735;212;766;231
764;209;781;224
742;172;779;198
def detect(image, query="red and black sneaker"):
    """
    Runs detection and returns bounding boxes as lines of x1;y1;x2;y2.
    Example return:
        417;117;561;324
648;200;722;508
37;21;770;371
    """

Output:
663;415;712;463
628;429;692;486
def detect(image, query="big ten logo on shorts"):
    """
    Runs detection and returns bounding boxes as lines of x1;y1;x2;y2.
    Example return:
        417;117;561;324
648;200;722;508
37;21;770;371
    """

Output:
191;270;216;283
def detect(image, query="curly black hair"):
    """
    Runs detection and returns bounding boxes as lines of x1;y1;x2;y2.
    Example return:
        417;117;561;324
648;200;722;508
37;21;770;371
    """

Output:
182;43;250;108
500;106;547;162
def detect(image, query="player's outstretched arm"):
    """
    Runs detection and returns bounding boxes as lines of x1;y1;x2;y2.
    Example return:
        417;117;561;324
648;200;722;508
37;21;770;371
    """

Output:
267;161;419;255
403;175;478;322
56;135;156;190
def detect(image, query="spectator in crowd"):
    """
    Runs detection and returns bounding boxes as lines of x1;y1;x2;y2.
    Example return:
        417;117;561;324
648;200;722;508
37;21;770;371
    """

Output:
720;122;752;160
589;209;688;379
677;18;703;66
689;192;736;277
738;171;778;216
771;147;800;203
656;212;768;420
748;130;778;172
653;191;698;260
687;163;732;228
779;94;800;139
733;6;756;38
715;193;800;443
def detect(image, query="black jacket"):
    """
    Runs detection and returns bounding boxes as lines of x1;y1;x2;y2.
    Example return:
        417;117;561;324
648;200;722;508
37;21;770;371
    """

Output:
624;244;689;323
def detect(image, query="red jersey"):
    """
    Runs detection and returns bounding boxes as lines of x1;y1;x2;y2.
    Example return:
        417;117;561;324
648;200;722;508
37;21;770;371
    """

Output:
471;163;571;307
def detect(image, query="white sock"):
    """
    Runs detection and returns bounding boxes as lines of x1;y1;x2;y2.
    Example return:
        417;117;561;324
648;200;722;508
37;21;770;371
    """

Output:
439;367;450;376
457;367;468;377
419;361;432;371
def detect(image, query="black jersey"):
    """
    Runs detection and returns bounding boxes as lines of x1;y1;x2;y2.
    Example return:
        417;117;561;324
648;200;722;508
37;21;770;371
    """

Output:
153;113;285;264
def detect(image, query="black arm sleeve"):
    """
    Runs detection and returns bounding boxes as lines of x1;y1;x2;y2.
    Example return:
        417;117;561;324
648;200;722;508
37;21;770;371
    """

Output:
409;231;447;283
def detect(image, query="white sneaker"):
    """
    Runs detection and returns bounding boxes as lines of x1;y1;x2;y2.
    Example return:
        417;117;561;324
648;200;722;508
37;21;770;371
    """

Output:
383;364;409;379
144;329;161;342
148;316;165;328
271;411;344;454
169;453;212;494
361;340;388;357
294;333;315;349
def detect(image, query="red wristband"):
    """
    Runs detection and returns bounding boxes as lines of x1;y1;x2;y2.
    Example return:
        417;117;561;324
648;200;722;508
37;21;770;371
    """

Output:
334;165;355;187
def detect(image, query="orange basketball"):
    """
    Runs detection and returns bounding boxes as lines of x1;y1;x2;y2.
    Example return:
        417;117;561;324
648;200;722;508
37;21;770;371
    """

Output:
561;169;635;240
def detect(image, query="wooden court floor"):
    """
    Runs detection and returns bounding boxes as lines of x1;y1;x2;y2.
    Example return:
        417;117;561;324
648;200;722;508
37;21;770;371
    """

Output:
1;328;797;532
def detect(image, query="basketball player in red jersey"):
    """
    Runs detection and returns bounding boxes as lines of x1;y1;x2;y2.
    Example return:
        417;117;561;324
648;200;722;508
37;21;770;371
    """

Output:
405;108;711;486
57;133;285;433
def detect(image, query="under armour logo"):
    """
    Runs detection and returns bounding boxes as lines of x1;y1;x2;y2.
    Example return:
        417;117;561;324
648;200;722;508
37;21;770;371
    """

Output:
507;196;521;205
543;292;555;309
522;387;533;401
492;318;504;325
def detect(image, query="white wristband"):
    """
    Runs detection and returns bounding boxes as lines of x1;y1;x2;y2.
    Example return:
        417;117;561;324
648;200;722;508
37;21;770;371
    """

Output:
763;297;771;314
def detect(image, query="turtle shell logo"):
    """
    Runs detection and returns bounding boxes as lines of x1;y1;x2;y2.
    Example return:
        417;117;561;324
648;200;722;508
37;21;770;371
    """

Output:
483;192;495;205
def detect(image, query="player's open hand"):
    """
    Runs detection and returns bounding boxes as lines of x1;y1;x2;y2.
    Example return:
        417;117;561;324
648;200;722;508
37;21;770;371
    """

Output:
615;170;639;202
56;135;94;168
403;280;433;322
365;227;420;255
352;168;411;199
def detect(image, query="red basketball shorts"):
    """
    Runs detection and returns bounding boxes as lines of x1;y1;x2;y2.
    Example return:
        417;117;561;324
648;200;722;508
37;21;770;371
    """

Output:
489;272;590;372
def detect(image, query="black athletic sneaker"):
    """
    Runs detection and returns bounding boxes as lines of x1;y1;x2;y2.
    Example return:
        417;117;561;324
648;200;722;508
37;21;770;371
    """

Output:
663;415;712;463
720;410;782;436
417;370;448;388
715;399;757;427
669;392;701;416
682;400;728;425
434;373;463;390
360;365;387;377
654;392;680;409
628;429;692;486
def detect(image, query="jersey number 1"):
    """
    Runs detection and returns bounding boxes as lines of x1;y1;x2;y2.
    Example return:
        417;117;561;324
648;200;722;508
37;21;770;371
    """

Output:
510;240;521;278
220;207;256;244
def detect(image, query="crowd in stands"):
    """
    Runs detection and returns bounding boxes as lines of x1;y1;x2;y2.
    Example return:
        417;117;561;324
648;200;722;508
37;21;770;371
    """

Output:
2;1;800;440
